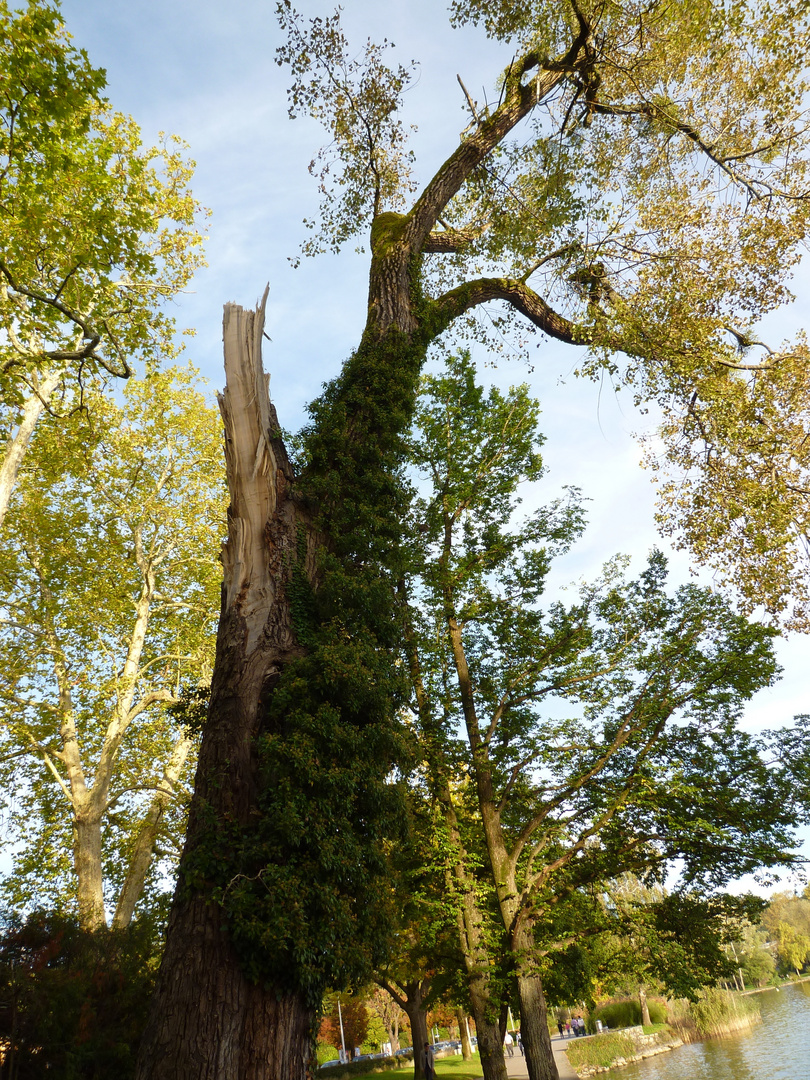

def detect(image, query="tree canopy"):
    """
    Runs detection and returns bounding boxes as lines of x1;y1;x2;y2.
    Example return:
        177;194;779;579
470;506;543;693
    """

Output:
278;0;810;621
0;366;225;929
0;0;206;523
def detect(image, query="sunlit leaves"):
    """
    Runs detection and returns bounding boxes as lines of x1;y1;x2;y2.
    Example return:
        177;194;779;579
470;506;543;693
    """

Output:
404;354;802;913
0;1;207;396
0;367;226;916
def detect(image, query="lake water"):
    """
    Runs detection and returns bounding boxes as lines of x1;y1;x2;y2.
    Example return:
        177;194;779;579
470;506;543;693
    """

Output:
603;981;810;1080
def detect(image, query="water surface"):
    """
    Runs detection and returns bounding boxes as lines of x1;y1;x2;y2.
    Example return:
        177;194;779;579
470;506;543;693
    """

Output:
602;981;810;1080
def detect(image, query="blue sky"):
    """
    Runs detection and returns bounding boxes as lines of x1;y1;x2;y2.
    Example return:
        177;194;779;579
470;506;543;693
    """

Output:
57;0;810;890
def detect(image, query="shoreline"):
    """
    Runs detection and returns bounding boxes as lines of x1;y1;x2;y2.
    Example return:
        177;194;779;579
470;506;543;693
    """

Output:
741;973;810;996
564;1007;763;1077
563;1027;685;1077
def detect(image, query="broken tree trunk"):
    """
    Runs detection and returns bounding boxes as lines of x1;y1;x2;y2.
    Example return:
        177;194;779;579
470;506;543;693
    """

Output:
135;291;314;1080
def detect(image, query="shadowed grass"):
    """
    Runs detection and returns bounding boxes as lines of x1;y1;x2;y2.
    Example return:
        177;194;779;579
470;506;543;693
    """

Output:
319;1052;483;1080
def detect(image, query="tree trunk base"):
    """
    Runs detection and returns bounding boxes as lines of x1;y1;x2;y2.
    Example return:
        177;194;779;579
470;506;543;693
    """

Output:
468;987;509;1080
517;974;559;1080
135;895;313;1080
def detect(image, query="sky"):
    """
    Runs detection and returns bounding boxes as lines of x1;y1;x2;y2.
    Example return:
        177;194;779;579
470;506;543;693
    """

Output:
56;0;810;892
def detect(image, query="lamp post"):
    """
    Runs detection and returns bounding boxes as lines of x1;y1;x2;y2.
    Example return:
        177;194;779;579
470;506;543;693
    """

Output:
337;997;347;1064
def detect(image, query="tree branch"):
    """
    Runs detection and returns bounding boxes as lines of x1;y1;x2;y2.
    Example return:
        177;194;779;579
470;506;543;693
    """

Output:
421;228;481;253
403;42;582;251
0;259;132;377
433;276;583;344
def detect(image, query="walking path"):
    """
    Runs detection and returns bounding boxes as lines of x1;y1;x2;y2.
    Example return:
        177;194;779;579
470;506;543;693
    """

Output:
502;1036;578;1080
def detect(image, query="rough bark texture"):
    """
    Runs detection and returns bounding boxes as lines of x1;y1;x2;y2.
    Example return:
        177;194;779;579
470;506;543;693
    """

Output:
516;972;560;1080
135;293;314;1080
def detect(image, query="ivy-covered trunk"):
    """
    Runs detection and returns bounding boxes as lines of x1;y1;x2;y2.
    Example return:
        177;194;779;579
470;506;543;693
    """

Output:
135;59;574;1060
137;274;428;1078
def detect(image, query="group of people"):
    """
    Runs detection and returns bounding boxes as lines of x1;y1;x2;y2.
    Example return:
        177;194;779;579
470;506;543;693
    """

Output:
556;1015;587;1038
503;1030;523;1057
422;1029;526;1078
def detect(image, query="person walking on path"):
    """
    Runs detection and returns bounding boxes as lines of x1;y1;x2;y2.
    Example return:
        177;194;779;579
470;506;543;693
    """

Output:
504;1031;514;1057
422;1042;435;1080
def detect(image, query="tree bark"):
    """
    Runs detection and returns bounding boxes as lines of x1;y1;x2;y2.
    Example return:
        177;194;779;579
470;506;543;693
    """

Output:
467;984;508;1080
515;972;559;1080
112;732;193;929
0;367;64;528
386;1014;401;1053
379;978;430;1080
73;810;106;931
456;1008;472;1060
135;292;314;1080
638;986;651;1027
401;982;430;1080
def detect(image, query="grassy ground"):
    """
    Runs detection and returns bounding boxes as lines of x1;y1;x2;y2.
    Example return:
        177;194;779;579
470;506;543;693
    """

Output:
322;1052;483;1080
565;1033;638;1072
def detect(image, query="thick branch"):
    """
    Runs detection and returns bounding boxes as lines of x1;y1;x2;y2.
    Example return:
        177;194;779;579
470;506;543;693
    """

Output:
434;277;583;344
0;259;109;364
0;368;65;528
421;228;480;253
112;731;193;929
403;48;577;251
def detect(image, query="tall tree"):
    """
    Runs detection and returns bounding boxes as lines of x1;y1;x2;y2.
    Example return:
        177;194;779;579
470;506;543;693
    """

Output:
762;890;810;975
0;0;206;524
138;3;810;1077
0;367;225;929
401;353;808;1080
366;987;406;1054
577;876;765;1010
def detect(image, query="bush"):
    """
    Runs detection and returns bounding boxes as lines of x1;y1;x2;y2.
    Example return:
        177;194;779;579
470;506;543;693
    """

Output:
318;1043;341;1064
0;910;162;1080
593;998;666;1030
